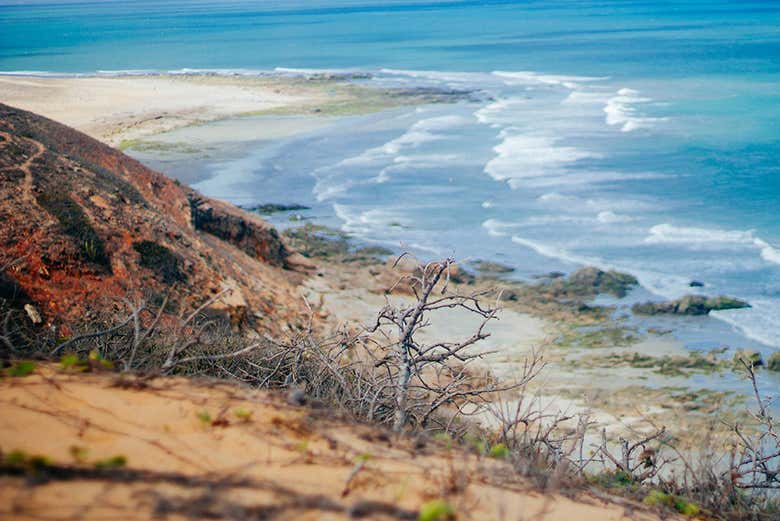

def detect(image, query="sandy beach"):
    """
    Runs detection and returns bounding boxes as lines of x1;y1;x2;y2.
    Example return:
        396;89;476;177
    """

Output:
0;73;468;148
0;74;332;146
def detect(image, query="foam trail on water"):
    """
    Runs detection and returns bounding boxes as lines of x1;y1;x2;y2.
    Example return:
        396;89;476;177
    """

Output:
511;235;597;266
713;300;780;348
604;88;667;132
482;219;522;237
492;70;608;89
484;132;601;188
645;224;780;265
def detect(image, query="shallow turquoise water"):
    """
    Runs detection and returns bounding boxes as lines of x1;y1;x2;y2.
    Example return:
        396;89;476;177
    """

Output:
2;0;779;351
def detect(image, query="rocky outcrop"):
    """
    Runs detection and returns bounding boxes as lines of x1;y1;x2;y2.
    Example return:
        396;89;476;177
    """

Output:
545;267;639;299
0;103;309;335
189;195;290;268
632;295;750;316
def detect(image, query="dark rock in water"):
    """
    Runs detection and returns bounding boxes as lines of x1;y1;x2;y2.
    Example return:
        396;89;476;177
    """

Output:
632;295;750;316
556;267;639;298
533;271;566;279
352;245;394;258
473;260;515;274
767;351;780;372
246;203;311;215
689;280;705;287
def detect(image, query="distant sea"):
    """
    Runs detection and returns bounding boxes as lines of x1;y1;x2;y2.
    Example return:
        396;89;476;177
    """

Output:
2;0;779;353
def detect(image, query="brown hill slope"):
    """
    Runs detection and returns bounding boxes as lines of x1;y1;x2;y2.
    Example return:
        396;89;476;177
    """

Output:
0;103;310;336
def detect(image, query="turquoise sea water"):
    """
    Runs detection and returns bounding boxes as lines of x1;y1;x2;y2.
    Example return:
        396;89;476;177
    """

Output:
2;1;779;353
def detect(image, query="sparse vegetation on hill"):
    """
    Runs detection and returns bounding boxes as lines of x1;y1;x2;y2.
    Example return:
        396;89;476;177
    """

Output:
132;240;185;284
35;190;111;269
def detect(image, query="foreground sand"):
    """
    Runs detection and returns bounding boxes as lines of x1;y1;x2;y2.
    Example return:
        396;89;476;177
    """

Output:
0;365;675;521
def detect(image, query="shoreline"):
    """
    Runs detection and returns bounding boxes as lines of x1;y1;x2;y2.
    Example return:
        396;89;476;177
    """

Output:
0;71;470;148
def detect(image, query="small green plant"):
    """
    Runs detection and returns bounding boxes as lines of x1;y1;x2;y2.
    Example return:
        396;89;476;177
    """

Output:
6;361;36;377
462;434;486;455
433;433;452;449
196;410;212;425
69;445;89;463
418;499;455;521
94;455;127;469
2;450;51;469
3;450;29;466
60;353;87;372
644;490;700;517
356;452;373;462
589;469;635;490
488;443;510;460
234;407;253;422
88;349;114;370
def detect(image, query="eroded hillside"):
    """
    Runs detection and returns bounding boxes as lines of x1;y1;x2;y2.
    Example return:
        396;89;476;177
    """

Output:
0;103;311;336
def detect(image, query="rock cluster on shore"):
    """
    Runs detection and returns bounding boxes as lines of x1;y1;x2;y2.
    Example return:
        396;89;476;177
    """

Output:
632;295;750;316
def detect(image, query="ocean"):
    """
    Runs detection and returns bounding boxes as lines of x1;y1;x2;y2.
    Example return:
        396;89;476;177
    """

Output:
2;0;779;353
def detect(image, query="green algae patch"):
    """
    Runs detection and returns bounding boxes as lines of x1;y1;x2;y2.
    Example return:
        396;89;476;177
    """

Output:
120;139;200;154
556;326;639;349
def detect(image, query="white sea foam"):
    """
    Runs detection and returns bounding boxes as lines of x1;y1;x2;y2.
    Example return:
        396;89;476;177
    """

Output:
597;210;634;224
645;224;780;266
484;132;601;187
492;71;607;90
0;70;88;77
333;204;410;235
646;223;754;246
537;192;576;204
510;235;596;265
379;68;491;87
374;154;461;182
341;115;468;168
604;88;667;132
712;300;780;348
755;239;780;265
481;219;521;237
510;169;665;190
562;90;610;105
474;98;529;125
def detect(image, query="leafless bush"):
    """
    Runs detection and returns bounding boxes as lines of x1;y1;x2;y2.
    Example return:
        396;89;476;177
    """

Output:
655;359;780;519
364;255;519;431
